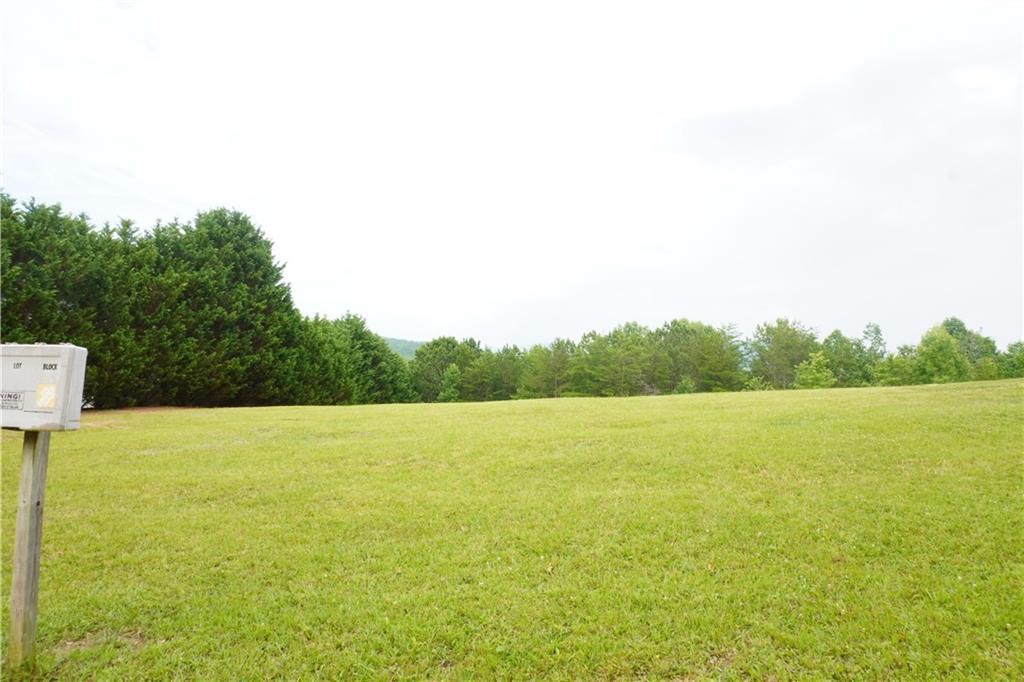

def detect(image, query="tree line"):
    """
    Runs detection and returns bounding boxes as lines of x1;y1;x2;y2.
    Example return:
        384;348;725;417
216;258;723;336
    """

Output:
410;317;1023;402
3;197;1021;408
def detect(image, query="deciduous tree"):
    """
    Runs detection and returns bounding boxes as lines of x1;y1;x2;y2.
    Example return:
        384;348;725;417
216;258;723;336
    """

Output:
915;326;971;384
794;351;837;389
749;319;819;389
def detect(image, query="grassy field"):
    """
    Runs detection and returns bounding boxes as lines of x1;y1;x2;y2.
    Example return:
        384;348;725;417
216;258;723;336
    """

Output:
2;380;1021;679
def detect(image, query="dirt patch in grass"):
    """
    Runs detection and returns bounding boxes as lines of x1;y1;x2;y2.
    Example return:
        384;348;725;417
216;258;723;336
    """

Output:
54;633;100;656
117;629;146;649
54;629;147;657
706;647;737;670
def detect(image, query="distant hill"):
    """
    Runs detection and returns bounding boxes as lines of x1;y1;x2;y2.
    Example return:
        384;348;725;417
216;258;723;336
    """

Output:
384;337;424;360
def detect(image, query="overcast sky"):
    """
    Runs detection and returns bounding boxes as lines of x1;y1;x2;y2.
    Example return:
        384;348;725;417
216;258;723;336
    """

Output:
3;1;1021;349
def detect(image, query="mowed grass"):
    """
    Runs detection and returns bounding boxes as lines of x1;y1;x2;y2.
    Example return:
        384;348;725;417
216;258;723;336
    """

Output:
2;381;1022;679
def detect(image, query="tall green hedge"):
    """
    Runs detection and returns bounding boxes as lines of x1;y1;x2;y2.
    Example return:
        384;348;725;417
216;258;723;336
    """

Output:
0;196;413;408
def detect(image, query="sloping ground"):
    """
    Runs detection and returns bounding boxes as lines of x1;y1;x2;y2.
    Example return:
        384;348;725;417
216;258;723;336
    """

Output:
2;380;1021;679
383;337;424;360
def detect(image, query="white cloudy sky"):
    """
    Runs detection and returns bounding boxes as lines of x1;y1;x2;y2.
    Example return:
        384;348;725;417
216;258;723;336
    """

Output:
3;0;1021;349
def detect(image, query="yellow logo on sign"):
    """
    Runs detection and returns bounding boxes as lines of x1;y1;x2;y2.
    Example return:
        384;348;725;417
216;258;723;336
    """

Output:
35;384;57;409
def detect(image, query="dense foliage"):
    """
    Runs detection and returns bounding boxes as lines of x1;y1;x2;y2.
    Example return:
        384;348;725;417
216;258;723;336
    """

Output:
2;196;1020;407
411;314;1020;402
1;196;414;407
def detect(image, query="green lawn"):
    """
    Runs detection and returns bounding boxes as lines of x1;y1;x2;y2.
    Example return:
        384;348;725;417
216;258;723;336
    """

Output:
2;381;1022;679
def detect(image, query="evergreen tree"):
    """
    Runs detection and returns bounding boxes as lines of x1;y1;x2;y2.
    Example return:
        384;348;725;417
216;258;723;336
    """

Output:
650;320;745;393
517;345;553;399
136;209;303;406
516;340;575;399
409;337;481;402
462;346;523;401
336;314;416;404
569;324;651;396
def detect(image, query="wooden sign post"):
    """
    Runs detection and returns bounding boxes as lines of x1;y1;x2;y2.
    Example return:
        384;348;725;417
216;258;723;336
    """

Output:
2;343;87;669
9;431;51;666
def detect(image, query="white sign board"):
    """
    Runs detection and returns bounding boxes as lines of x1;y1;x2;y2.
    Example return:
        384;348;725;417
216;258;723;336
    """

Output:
1;344;88;431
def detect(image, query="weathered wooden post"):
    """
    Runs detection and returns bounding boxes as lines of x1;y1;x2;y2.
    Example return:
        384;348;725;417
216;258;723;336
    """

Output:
2;344;87;669
9;430;51;665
